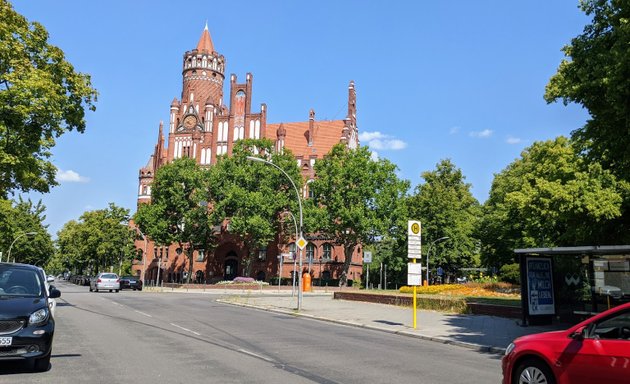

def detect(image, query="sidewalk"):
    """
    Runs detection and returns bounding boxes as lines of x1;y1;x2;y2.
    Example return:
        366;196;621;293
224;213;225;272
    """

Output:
217;292;566;354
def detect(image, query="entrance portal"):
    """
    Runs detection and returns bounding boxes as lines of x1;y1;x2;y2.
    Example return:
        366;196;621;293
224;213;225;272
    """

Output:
224;253;238;280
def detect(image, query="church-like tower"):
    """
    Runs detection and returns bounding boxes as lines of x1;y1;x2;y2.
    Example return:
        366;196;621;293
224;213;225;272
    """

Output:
135;25;363;286
167;24;225;166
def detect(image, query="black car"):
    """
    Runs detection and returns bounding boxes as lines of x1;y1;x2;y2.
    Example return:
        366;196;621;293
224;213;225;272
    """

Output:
119;276;142;291
0;263;61;371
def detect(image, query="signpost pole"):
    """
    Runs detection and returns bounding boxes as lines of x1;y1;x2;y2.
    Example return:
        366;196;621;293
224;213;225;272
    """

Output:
413;258;417;329
407;220;422;329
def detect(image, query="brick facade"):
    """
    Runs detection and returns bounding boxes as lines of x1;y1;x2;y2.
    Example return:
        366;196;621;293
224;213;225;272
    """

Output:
133;26;363;286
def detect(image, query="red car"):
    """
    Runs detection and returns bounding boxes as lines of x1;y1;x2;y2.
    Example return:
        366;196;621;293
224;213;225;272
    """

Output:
502;302;630;384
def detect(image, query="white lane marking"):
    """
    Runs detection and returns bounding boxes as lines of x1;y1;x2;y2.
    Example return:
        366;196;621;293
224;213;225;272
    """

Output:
238;348;274;363
170;323;201;336
134;310;152;318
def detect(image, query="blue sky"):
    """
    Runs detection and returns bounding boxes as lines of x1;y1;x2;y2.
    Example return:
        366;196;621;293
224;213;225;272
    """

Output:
13;1;591;236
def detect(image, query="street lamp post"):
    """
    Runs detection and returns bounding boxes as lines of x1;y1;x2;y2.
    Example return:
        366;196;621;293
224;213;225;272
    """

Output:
247;156;304;310
426;236;450;286
283;211;299;296
6;232;37;263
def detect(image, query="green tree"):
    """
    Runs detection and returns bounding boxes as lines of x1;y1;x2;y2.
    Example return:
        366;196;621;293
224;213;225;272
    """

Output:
479;137;628;268
0;197;53;265
0;1;97;197
57;203;135;274
545;0;630;181
209;139;301;277
309;144;410;287
56;219;88;273
134;158;215;283
407;159;481;279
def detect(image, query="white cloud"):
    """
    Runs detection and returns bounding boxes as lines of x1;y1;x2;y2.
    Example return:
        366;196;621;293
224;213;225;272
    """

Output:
506;136;523;144
370;150;379;161
56;169;90;183
359;131;408;151
359;131;387;141
368;139;407;150
469;129;493;138
449;126;460;135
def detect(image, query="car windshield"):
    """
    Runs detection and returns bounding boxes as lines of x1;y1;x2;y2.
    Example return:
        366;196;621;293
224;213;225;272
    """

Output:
101;274;118;279
0;266;42;297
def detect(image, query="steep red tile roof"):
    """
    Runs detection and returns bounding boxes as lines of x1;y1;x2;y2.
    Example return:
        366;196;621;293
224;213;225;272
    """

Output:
196;24;214;53
268;120;345;159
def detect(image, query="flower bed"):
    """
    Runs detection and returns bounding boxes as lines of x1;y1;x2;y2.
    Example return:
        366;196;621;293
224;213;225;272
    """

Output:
399;282;520;299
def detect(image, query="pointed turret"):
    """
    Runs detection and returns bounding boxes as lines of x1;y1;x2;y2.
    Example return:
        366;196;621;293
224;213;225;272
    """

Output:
196;22;214;53
181;24;225;115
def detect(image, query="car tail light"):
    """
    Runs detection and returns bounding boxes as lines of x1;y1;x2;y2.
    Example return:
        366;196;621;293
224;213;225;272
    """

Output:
116;279;120;283
97;278;102;283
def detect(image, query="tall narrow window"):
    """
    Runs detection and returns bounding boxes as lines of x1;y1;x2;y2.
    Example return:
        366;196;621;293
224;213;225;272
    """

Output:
306;243;315;263
323;243;332;260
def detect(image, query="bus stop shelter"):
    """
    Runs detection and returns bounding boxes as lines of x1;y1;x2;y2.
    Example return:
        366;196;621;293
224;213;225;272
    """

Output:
514;245;630;325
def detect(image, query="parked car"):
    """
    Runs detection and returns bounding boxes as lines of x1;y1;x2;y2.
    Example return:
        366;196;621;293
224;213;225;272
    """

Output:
38;268;57;317
89;273;120;293
0;262;61;371
119;276;142;291
502;302;630;384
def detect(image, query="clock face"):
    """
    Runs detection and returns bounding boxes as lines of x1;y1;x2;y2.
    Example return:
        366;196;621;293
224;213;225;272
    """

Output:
183;115;197;129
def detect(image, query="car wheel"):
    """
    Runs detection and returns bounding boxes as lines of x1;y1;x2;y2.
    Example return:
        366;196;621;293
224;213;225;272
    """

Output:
32;351;51;372
514;358;555;384
115;289;119;293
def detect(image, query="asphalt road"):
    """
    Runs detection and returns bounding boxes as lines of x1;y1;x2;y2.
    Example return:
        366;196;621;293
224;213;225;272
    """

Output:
0;281;502;383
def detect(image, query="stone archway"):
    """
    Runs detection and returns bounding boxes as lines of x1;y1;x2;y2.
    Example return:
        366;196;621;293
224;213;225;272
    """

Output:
224;251;238;280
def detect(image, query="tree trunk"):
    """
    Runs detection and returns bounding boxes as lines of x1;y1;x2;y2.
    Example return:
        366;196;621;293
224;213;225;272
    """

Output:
338;243;356;287
186;251;193;284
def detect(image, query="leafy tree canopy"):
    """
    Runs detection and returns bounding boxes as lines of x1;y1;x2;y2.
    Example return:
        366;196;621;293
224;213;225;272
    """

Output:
0;0;97;197
545;0;630;181
407;159;481;276
479;136;629;267
134;158;214;282
57;203;134;274
309;144;410;286
208;139;301;276
0;197;53;265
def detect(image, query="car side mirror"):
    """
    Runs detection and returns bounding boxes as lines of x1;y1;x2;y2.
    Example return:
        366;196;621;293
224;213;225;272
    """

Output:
570;326;586;340
49;287;61;299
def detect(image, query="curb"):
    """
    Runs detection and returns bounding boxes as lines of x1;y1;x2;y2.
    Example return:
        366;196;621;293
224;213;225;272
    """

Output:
217;299;506;355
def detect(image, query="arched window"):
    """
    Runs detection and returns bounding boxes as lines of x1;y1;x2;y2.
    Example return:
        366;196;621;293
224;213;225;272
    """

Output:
306;243;315;263
258;248;267;261
322;243;332;260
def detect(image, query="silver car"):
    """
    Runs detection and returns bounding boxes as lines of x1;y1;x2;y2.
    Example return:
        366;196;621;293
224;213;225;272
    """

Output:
89;273;120;293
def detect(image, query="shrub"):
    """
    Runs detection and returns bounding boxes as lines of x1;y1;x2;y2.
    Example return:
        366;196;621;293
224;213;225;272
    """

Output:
499;263;520;284
233;276;256;283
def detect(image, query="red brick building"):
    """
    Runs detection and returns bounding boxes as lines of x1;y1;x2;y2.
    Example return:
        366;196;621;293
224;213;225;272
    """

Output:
133;26;363;286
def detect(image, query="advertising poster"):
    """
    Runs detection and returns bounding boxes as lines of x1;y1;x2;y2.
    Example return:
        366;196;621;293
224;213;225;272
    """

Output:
526;257;555;316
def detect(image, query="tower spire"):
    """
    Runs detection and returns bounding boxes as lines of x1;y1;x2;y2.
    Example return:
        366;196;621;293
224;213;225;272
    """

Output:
196;23;214;53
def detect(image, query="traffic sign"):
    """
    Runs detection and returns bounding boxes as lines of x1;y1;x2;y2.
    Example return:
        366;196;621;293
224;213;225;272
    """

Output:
296;236;307;250
363;251;372;263
407;220;422;259
408;220;421;236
